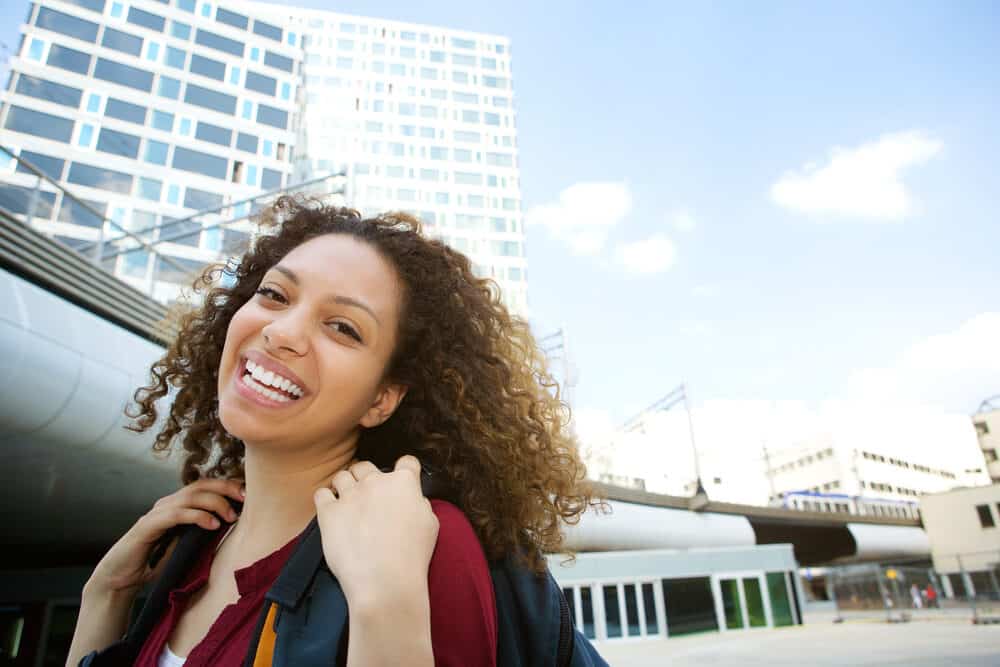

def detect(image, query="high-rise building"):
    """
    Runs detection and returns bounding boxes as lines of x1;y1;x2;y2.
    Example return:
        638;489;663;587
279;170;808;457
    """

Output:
1;0;527;315
249;3;528;316
972;401;1000;483
0;0;300;302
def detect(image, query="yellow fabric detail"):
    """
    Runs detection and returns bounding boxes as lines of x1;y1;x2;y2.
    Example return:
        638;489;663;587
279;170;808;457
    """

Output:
252;602;279;667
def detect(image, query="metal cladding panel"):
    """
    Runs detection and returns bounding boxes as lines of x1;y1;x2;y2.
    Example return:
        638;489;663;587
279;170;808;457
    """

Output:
844;522;931;562
562;500;756;552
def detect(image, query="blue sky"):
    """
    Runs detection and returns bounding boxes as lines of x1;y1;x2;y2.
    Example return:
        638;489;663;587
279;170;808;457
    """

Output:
3;1;998;432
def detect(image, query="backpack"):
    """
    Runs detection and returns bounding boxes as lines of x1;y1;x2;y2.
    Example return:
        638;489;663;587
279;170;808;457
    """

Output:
80;483;609;667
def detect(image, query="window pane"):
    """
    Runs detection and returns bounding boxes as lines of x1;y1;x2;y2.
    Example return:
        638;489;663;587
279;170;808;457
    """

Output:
104;98;146;125
154;256;207;284
642;583;659;635
127;7;165;32
624;584;640;636
171;20;191;39
101;27;142;56
184;83;236;114
158;76;180;99
15;75;82;108
47;44;90;74
61;0;105;11
261;168;282;189
151;110;174;131
766;572;794;627
144;140;168;165
662;577;718;636
190;54;225;80
580;587;595;640
264;50;293;73
172;146;228;179
0;184;56;218
96;127;140;158
94;58;153;92
236;132;258;153
160;217;201;246
977;504;995;528
216;7;248;30
195;121;232;147
183;187;223;210
720;579;743;629
252;19;282;42
36;7;99;42
4;106;74;142
245;71;276;95
603;585;622;638
67;162;133;194
195;29;244;57
255;104;287;129
743;578;766;627
16;151;65;180
58;197;105;227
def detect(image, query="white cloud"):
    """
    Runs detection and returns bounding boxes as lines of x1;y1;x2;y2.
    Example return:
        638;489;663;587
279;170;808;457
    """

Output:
770;131;943;221
613;234;677;274
846;312;1000;409
671;210;697;233
525;181;631;256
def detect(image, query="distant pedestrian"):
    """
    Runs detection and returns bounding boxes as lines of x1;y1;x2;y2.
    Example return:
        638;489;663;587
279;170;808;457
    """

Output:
910;583;924;609
925;583;939;608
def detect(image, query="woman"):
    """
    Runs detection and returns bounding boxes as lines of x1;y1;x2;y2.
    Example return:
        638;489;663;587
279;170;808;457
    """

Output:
66;198;596;666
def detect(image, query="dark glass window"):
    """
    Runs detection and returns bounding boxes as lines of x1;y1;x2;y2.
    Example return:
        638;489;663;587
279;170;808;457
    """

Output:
101;27;142;56
743;578;767;627
4;106;74;142
96;128;140;158
196;121;232;147
172;146;228;180
104;98;147;125
0;185;56;218
624;584;640;636
580;587;595;639
60;0;106;11
36;7;99;42
184;83;236;114
642;582;659;635
94;58;153;92
977;504;995;528
195;29;244;57
236;132;258;153
15;75;82;108
47;44;91;74
720;579;743;629
67;162;133;194
216;8;248;30
603;585;621;638
252;19;282;42
261;168;282;190
58;197;106;228
662;577;718;636
264;50;293;73
245;71;276;96
256;104;287;130
189;54;225;81
183;187;223;211
16;151;65;180
127;7;165;32
155;256;208;284
767;572;795;627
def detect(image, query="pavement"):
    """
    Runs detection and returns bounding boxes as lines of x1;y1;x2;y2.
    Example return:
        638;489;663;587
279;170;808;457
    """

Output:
593;613;1000;666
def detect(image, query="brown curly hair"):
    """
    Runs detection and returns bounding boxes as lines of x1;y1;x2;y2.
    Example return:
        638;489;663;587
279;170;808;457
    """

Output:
128;196;602;570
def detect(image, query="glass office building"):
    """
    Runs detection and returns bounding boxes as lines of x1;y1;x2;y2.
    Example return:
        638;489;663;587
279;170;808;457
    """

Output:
1;0;528;315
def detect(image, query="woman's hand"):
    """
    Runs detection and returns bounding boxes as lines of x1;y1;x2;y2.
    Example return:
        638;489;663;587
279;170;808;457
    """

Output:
313;455;439;610
86;478;244;599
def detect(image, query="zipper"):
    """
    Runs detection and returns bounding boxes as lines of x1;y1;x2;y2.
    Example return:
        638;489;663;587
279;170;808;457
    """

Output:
556;586;574;667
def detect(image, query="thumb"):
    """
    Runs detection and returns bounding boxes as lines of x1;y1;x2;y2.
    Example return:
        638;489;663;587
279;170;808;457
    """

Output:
393;454;422;480
314;486;337;510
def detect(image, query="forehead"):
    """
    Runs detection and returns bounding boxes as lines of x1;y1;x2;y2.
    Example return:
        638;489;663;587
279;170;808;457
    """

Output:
276;234;401;318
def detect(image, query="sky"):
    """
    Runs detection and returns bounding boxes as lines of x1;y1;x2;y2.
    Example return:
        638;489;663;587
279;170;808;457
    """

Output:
2;1;999;481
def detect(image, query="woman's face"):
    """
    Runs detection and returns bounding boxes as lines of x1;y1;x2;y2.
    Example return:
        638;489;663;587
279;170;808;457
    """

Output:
217;233;406;451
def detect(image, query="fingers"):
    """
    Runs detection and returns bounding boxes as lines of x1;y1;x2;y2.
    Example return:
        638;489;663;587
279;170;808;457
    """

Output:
393;454;422;480
185;477;246;502
186;490;240;523
347;460;380;481
142;506;222;539
330;469;357;498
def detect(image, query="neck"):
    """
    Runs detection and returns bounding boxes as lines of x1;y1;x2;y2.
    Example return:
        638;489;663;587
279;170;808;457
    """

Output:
228;436;358;560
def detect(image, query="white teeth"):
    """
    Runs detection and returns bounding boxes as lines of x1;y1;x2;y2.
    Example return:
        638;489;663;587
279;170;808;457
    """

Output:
251;364;267;382
241;372;291;403
280;378;291;391
243;358;302;398
246;359;257;373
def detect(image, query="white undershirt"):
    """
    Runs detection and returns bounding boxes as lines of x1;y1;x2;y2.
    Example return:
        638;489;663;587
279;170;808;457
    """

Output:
157;645;186;667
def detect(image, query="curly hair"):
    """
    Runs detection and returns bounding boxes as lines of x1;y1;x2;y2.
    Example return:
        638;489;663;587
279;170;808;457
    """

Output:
128;196;602;571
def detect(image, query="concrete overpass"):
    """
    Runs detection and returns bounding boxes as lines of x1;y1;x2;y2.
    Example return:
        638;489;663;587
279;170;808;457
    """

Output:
0;209;930;569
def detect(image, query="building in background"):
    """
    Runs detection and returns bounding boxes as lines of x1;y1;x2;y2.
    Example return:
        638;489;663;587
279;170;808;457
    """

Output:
972;399;1000;483
0;0;300;302
248;2;527;316
1;0;527;315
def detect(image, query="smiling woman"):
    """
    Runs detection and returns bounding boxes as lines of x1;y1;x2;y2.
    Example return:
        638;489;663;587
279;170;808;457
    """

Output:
66;196;600;667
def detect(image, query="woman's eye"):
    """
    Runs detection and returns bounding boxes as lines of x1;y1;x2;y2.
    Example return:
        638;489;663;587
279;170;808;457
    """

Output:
328;321;362;342
255;287;287;303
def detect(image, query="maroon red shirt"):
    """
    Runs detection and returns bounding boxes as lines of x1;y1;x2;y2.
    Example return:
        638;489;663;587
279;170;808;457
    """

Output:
135;499;497;666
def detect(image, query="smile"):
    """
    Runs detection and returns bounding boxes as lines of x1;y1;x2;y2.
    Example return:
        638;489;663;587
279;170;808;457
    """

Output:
240;358;304;403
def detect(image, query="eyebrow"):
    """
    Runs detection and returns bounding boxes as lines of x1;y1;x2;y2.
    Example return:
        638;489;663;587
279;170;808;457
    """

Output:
270;264;381;325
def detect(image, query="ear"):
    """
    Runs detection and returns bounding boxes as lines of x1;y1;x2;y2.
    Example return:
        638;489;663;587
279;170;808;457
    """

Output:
359;381;409;428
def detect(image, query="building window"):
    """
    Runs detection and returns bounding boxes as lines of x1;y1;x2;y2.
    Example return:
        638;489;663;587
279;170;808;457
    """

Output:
256;104;288;130
105;98;146;125
216;7;248;30
190;54;226;81
171;20;192;40
151;110;174;132
27;38;45;61
4;105;74;143
77;123;94;147
144;140;168;165
36;7;100;43
94;58;154;92
67;162;133;194
195;121;232;147
184;84;236;114
195;29;244;57
138;177;162;201
158;76;181;100
128;6;165;31
15;151;64;181
236;132;258;153
15;75;82;108
96;127;140;158
47;44;91;75
976;504;995;528
101;27;142;56
264;51;293;73
252;19;282;42
172;146;228;180
245;71;277;96
166;46;187;69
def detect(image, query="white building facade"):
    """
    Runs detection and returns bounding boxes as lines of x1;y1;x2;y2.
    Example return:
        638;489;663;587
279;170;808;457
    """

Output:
0;0;300;302
973;406;1000;483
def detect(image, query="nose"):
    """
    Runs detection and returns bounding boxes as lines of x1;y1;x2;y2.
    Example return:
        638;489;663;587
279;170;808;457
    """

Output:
261;311;307;357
